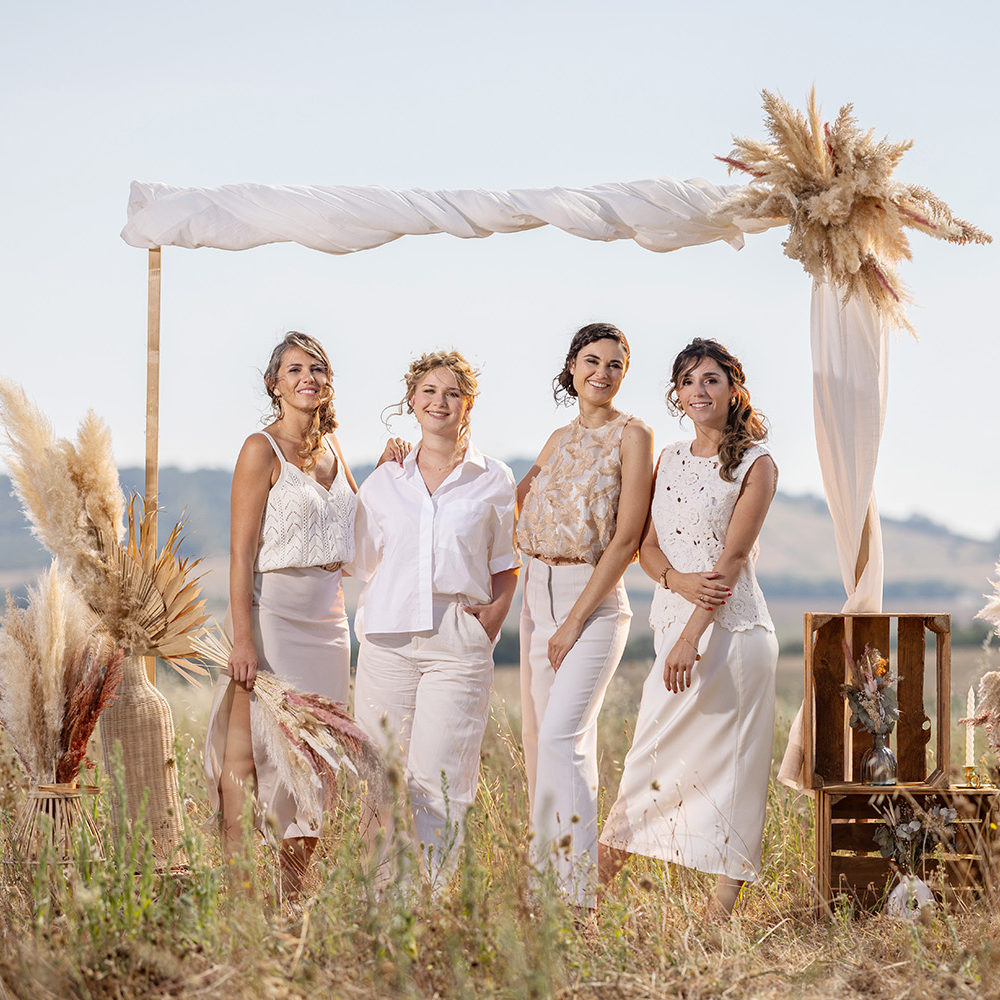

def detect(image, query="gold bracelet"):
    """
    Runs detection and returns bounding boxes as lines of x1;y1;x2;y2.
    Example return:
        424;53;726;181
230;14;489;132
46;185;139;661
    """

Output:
678;634;701;660
659;566;672;590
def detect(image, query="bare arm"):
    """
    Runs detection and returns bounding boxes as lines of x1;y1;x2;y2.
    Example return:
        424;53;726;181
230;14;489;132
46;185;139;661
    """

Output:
228;434;278;691
662;455;778;693
547;419;654;670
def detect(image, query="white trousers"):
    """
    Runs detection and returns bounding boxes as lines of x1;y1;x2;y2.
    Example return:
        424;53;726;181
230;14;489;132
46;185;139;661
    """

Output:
520;558;632;907
354;597;495;887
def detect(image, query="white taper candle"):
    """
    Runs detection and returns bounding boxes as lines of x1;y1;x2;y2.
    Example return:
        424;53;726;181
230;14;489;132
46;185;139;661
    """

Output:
966;685;976;768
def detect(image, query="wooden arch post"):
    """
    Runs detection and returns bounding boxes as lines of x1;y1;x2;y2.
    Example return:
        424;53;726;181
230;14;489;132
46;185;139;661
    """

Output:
144;247;161;683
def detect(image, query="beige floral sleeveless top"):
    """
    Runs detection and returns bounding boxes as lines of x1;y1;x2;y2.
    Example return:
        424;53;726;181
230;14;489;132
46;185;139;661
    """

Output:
517;411;632;566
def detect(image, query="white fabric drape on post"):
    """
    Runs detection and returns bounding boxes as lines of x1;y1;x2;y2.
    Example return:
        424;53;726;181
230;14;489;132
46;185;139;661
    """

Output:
119;178;781;255
777;280;889;788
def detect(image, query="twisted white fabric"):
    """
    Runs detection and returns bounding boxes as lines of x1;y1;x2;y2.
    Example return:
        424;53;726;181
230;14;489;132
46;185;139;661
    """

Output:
120;177;780;254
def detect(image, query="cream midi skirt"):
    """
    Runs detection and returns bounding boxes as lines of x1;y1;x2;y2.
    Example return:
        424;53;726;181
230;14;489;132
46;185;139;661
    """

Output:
600;619;777;880
204;565;351;840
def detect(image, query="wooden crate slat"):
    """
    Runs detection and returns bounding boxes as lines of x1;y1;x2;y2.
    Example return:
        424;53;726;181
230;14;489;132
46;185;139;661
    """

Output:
895;617;930;781
811;616;847;785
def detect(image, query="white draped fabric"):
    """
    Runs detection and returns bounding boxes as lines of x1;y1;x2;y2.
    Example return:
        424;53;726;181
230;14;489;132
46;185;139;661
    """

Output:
120;178;781;255
777;280;889;789
120;176;893;792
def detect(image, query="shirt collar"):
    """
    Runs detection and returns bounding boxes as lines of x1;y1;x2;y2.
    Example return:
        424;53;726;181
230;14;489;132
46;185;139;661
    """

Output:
402;438;486;480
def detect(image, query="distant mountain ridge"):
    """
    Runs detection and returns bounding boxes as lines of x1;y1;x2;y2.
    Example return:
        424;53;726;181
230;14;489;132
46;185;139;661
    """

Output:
2;466;996;632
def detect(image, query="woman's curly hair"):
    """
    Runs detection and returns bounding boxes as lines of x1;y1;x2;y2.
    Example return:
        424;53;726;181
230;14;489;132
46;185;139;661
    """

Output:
264;331;337;471
383;350;480;437
666;338;767;482
552;322;630;404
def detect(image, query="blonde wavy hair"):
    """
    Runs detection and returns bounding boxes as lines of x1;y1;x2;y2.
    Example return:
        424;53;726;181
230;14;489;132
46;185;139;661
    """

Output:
384;350;480;437
666;338;767;482
264;331;337;471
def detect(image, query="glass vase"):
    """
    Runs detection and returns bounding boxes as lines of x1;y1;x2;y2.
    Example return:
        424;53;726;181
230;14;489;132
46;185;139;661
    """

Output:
861;731;897;785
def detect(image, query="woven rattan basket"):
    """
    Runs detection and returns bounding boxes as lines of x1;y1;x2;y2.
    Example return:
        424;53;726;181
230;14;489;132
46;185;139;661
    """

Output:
10;783;103;863
99;656;185;867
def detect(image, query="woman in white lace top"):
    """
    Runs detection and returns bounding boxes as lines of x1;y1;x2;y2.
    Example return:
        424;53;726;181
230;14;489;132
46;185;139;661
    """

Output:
599;338;778;917
517;323;653;910
204;331;404;898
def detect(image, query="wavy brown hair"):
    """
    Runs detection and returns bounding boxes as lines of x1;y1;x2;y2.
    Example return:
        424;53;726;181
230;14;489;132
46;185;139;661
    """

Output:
666;338;767;482
553;322;630;404
383;350;480;438
264;331;337;471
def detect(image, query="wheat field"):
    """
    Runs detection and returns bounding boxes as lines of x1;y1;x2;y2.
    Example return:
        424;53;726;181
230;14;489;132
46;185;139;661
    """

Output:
1;652;998;1000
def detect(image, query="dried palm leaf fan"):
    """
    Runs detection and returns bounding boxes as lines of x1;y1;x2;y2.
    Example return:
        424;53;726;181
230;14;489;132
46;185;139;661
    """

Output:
0;378;225;866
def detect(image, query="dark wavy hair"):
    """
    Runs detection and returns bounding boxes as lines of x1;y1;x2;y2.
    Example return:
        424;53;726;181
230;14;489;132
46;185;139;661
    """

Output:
552;322;630;405
263;331;337;471
666;338;767;482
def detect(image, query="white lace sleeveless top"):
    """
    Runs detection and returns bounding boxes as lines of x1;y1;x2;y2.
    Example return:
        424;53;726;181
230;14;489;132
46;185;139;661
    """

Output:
648;440;773;633
517;411;632;566
254;432;356;573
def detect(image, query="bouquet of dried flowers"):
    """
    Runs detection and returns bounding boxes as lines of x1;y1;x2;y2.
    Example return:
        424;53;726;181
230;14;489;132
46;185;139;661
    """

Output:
872;797;956;876
961;567;1000;756
0;378;222;682
250;672;388;836
713;89;991;335
842;641;898;736
0;563;124;784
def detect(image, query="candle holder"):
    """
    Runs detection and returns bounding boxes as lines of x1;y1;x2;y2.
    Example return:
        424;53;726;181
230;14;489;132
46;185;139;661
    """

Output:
963;765;983;788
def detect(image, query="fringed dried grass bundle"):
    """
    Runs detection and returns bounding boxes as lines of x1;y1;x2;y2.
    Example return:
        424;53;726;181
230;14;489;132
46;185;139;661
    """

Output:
713;89;992;334
0;563;121;784
977;561;1000;637
0;379;219;682
250;672;387;836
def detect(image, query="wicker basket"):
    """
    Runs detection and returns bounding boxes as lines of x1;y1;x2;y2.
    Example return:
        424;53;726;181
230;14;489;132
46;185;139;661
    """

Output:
99;655;185;867
10;783;103;863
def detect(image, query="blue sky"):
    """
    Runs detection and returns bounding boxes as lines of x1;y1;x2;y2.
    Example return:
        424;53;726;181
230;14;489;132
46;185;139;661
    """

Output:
2;0;998;539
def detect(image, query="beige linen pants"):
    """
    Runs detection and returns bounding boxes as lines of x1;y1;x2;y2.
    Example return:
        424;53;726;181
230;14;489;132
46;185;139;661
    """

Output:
354;597;495;887
520;558;632;907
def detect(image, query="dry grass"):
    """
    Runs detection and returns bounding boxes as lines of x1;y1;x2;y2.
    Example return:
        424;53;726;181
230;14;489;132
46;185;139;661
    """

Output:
0;673;998;999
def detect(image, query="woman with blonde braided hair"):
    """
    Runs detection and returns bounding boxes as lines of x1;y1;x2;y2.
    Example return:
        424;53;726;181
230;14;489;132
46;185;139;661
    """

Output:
205;331;407;899
599;337;778;917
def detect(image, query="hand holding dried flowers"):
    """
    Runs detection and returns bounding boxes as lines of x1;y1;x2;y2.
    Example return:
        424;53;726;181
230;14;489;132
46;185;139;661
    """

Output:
0;378;221;683
713;89;991;335
0;563;123;784
872;797;957;877
842;641;898;736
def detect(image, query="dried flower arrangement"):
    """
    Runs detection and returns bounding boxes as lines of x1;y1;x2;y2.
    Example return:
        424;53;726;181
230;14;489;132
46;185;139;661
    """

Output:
842;641;898;736
872;797;956;876
0;563;123;784
713;90;992;335
959;569;1000;756
0;378;223;681
244;671;387;837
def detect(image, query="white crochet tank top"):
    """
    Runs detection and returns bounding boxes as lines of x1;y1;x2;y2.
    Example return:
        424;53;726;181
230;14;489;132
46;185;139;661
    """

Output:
648;441;773;634
254;432;356;573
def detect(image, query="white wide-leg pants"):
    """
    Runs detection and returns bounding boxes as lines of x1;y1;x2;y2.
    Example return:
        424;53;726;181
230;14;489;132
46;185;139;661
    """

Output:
354;597;495;887
520;558;632;907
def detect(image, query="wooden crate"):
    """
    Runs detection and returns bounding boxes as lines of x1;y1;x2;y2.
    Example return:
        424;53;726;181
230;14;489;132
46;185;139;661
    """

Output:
802;613;951;789
816;784;998;913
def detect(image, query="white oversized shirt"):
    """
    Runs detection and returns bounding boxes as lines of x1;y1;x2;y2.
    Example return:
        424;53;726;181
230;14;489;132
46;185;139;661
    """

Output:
350;441;520;635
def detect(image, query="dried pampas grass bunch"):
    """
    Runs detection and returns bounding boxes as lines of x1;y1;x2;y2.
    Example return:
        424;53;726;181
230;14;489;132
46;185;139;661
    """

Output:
0;563;123;783
250;672;388;836
713;89;992;334
0;378;220;681
978;561;1000;637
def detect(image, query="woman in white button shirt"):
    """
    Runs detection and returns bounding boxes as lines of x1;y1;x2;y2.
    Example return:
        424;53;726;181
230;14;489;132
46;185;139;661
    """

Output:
351;351;520;887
